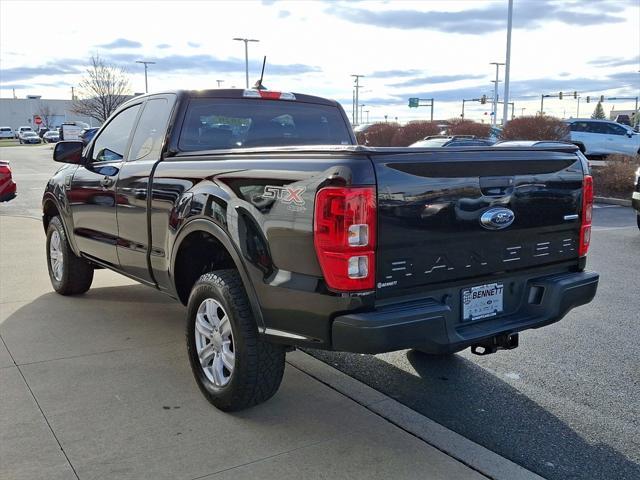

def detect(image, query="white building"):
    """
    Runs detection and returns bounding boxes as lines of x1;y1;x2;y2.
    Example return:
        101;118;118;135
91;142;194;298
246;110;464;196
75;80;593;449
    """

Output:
0;97;98;130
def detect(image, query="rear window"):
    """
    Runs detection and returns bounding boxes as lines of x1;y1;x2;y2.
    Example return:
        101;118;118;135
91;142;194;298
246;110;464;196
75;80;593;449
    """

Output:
178;98;352;151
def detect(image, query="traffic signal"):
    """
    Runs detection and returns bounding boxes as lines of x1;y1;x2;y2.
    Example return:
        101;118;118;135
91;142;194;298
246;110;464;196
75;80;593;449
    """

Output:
573;91;578;99
600;95;604;102
480;95;487;104
559;92;563;100
586;96;590;103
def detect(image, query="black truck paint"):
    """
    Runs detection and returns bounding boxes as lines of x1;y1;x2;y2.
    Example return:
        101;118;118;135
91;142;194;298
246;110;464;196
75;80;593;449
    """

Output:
43;89;599;409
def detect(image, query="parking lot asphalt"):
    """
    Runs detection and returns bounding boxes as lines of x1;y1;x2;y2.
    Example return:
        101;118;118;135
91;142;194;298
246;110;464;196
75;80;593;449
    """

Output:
0;153;486;478
1;144;638;480
310;205;640;480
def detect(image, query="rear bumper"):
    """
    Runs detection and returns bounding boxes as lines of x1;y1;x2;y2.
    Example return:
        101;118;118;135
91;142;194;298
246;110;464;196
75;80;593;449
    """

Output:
332;270;599;354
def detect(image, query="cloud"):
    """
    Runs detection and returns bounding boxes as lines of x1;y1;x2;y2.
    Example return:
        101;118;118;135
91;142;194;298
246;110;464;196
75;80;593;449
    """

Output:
0;83;34;90
367;69;422;78
278;10;290;18
390;74;486;88
187;42;200;48
97;38;142;49
156;44;171;49
606;71;640;85
589;55;640;68
0;63;83;82
0;52;321;87
103;53;320;76
325;0;628;34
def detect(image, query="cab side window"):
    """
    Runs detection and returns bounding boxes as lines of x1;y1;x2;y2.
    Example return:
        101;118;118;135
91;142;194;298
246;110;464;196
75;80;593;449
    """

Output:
129;97;173;161
91;105;141;162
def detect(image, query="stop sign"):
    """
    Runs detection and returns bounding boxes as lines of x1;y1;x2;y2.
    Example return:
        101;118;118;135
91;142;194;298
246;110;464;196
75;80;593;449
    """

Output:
34;116;42;125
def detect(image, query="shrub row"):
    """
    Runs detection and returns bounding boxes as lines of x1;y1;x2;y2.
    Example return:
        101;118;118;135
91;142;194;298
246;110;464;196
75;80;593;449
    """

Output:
357;115;570;146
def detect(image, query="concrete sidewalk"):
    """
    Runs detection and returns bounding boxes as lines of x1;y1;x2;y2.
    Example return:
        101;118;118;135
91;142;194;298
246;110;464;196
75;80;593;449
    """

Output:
0;216;486;480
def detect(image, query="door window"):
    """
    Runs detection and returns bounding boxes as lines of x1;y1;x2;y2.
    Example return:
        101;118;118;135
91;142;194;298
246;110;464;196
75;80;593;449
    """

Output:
606;123;627;136
587;122;610;135
129;97;174;161
91;105;141;162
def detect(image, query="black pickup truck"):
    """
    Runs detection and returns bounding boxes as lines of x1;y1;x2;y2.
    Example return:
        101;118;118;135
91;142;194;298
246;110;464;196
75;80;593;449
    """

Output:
43;89;599;411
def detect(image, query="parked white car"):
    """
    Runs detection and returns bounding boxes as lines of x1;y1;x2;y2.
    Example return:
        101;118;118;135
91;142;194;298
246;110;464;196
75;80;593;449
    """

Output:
15;126;33;139
565;119;640;157
0;127;15;139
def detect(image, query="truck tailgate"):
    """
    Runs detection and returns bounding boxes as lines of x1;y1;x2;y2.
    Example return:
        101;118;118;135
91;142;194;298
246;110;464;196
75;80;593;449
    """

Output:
370;147;585;298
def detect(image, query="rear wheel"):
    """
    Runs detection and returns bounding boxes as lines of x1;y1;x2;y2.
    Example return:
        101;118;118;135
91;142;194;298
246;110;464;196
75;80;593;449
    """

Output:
46;216;94;295
186;270;285;411
637;214;640;231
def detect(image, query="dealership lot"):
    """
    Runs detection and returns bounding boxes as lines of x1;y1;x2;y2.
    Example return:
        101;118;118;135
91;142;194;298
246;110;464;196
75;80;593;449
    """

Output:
1;145;638;480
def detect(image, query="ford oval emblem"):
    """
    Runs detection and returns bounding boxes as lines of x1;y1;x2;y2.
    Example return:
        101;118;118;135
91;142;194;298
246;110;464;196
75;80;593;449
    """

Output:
480;207;515;230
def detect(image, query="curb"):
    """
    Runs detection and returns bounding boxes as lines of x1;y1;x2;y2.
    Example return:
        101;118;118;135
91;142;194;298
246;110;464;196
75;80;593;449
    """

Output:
287;350;545;480
595;196;632;207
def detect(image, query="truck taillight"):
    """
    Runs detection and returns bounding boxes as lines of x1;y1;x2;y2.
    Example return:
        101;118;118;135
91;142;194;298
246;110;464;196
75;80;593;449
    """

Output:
579;175;593;257
314;186;376;291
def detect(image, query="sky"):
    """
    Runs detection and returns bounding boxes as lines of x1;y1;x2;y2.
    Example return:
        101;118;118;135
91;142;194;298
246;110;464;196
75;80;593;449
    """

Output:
1;0;639;123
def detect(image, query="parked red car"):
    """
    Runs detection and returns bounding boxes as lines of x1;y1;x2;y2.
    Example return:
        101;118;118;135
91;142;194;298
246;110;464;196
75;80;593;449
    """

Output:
0;161;17;201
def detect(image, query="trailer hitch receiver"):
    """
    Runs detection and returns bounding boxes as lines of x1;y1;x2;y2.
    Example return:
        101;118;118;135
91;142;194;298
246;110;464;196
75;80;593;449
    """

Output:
471;333;519;356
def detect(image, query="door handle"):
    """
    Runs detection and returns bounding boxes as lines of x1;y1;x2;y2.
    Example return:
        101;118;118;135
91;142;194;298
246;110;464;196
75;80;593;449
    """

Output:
100;176;114;188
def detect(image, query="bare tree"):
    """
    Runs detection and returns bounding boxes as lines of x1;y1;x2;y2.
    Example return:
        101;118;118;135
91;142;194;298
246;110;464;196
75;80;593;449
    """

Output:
72;55;131;123
37;102;57;129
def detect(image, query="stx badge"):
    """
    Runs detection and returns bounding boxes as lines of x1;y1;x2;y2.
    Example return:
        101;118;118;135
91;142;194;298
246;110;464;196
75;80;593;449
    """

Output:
263;185;306;211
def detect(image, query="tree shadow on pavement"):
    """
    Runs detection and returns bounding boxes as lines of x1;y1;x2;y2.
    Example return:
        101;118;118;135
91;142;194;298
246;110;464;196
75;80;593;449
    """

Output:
308;349;640;480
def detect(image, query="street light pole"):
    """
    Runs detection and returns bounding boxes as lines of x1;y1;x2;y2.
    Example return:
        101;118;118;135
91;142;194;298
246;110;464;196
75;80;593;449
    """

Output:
490;62;505;126
502;0;513;127
351;74;364;125
136;60;156;93
233;37;260;88
360;104;366;124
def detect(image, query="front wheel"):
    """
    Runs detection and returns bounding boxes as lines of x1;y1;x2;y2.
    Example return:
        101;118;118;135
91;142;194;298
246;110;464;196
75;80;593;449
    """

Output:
46;216;94;295
186;270;286;411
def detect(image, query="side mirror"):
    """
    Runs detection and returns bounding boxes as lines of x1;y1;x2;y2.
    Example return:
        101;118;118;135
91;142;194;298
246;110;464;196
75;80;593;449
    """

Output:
53;141;85;164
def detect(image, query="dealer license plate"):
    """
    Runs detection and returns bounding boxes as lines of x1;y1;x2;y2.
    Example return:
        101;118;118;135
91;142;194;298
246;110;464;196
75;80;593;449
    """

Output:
462;283;504;321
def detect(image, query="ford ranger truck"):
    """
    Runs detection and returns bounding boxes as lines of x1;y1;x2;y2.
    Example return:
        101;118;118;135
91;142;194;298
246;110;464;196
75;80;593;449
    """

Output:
43;89;599;411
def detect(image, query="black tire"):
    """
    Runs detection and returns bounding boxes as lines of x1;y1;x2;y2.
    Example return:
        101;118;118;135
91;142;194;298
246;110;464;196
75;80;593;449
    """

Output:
186;270;285;411
46;216;94;295
637;214;640;231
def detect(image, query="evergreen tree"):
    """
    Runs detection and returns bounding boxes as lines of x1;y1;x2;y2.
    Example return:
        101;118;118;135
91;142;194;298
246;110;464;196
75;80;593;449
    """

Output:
591;101;606;120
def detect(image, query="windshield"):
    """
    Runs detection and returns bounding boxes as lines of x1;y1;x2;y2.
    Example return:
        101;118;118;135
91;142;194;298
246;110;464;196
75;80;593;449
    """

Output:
179;98;353;151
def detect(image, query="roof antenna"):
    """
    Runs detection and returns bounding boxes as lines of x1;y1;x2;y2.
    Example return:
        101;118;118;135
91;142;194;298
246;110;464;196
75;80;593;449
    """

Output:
253;56;267;90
